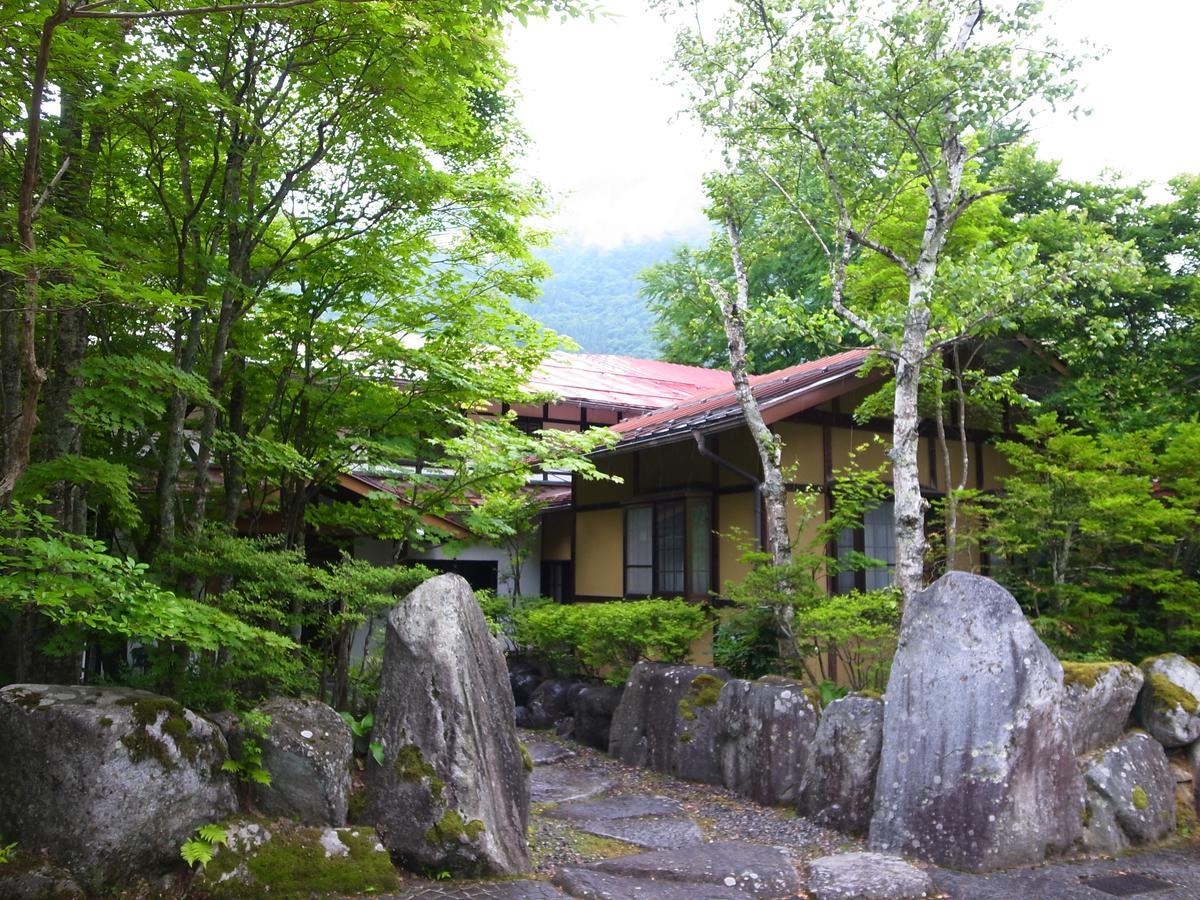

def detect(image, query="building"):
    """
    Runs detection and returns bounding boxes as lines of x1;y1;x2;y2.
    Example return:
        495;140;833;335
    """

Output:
546;347;1011;603
352;352;733;596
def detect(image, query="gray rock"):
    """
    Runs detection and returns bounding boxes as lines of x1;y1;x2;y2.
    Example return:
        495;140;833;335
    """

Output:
868;573;1084;871
509;662;544;707
608;662;730;785
545;796;701;851
523;738;575;766
573;684;624;751
1060;661;1144;754
527;679;575;730
400;882;564;900
248;697;353;826
566;815;702;851
546;797;685;821
530;767;615;804
1080;731;1176;853
194;819;399;895
1191;739;1200;819
807;852;933;900
586;841;803;898
0;860;85;899
718;676;817;807
797;693;883;835
553;867;748;899
0;684;237;891
1137;654;1200;748
366;574;530;876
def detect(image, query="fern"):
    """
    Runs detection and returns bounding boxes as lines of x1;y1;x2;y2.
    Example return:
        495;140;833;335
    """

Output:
180;824;227;869
197;824;228;846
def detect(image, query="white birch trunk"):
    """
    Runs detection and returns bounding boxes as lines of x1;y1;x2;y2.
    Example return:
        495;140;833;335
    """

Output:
710;213;792;567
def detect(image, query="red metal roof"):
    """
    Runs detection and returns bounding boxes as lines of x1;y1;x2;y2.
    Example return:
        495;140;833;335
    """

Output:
526;352;732;411
609;348;875;450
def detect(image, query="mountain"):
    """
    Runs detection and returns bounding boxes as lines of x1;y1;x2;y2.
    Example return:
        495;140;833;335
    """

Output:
517;238;693;358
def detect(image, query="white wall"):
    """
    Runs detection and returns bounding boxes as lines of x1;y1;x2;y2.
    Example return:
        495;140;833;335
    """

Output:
351;534;542;597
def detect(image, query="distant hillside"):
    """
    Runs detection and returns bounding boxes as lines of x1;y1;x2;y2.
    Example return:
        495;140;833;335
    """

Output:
517;238;692;358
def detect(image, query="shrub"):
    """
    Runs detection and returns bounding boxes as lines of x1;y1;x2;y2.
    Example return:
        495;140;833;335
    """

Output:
516;599;708;685
713;607;780;679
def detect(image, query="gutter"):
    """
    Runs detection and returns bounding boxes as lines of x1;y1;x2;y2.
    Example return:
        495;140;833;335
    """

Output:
692;430;763;551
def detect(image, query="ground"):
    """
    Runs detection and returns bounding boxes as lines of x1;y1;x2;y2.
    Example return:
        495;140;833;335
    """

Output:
370;729;1200;899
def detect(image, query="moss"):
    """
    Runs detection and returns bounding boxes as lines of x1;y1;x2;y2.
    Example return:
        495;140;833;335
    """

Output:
854;689;882;700
425;809;485;846
679;730;693;743
1081;801;1094;829
1061;660;1127;689
688;674;725;708
203;822;400;899
1148;672;1200;714
120;730;174;769
393;743;444;800
677;698;697;721
118;696;186;727
519;743;533;774
116;696;197;767
98;716;113;728
1132;785;1149;811
10;690;45;711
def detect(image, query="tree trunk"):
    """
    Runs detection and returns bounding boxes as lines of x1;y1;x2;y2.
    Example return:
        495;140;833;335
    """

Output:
711;212;791;566
891;271;933;604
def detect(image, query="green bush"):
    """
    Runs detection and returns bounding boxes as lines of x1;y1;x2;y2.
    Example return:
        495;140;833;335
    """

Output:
713;607;780;679
516;599;708;685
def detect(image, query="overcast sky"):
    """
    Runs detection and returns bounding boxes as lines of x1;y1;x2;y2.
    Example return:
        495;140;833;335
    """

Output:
506;0;1200;250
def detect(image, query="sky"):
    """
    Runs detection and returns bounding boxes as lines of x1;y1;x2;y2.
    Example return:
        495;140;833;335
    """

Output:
505;0;1200;250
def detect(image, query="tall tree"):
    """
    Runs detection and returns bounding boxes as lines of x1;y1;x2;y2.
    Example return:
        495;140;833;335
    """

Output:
666;0;1131;601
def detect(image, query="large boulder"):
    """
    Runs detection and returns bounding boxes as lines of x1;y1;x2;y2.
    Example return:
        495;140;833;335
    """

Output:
0;685;237;891
365;574;530;876
1137;654;1200;748
573;684;624;751
868;573;1084;871
250;697;353;826
1060;661;1144;755
609;662;730;785
718;676;817;806
526;678;575;730
796;693;883;835
1080;731;1176;854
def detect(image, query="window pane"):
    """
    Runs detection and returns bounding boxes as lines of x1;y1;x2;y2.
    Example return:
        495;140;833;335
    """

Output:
864;500;896;590
655;502;685;594
625;507;653;594
836;526;856;593
688;500;711;595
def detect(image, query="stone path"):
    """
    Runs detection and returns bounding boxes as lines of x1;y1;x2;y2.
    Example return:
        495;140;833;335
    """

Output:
386;731;1200;900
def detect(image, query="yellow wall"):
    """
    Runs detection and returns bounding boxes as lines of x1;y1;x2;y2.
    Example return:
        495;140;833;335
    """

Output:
774;422;825;484
541;510;572;561
576;453;636;505
717;491;757;589
574;508;623;597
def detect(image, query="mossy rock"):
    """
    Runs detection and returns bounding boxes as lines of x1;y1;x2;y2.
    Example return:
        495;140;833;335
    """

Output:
425;809;486;846
688;674;724;708
116;696;199;769
195;819;400;899
1147;673;1200;715
1061;660;1129;690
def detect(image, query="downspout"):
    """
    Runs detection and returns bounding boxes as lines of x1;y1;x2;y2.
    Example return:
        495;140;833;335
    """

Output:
693;430;763;551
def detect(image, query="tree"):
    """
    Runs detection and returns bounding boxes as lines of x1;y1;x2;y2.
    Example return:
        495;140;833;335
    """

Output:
641;182;851;371
667;0;1132;601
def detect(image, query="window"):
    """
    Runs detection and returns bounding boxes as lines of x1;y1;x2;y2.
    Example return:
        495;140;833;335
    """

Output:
835;499;896;592
624;499;712;597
